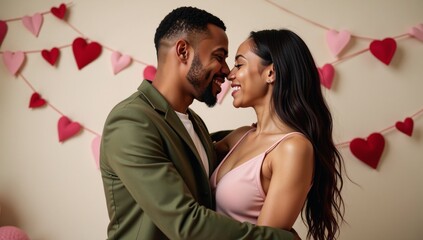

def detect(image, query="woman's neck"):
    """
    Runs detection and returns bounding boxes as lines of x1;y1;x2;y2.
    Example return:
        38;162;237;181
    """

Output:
253;106;292;135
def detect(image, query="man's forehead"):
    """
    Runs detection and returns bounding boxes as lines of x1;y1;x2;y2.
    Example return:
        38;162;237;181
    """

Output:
199;25;228;52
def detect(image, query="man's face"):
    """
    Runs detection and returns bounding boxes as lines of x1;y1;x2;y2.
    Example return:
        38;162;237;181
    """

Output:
186;24;229;107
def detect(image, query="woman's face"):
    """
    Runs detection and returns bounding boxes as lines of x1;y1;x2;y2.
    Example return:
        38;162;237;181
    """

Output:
228;39;272;108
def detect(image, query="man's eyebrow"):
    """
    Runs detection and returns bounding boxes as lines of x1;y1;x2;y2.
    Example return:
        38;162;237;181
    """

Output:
214;47;228;56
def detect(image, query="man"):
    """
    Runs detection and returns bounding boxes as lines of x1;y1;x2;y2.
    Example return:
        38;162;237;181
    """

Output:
100;6;295;239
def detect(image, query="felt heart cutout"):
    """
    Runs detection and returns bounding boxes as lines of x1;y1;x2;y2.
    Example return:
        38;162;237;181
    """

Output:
91;135;101;169
350;133;385;169
318;64;335;89
143;65;157;81
408;24;423;42
0;20;7;47
41;47;60;66
369;38;397;65
29;92;47;108
326;29;351;57
111;51;131;75
72;37;102;70
395;117;414;136
22;13;43;37
217;80;230;104
51;3;67;20
57;116;82;142
2;51;25;75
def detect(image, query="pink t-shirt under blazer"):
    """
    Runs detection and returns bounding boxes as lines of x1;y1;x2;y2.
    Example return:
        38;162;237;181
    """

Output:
210;130;303;224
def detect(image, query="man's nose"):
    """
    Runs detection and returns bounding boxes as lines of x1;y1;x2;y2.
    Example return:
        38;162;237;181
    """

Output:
221;61;230;76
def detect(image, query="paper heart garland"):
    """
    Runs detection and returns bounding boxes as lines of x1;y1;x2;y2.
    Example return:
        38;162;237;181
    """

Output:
318;64;335;89
143;65;157;81
72;37;102;70
0;20;7;47
2;51;25;75
29;92;47;108
22;13;43;37
395;117;414;136
326;29;351;57
111;51;132;75
369;38;397;65
408;24;423;42
91;136;101;169
51;3;67;20
350;133;385;169
58;116;82;142
41;47;60;66
217;80;230;104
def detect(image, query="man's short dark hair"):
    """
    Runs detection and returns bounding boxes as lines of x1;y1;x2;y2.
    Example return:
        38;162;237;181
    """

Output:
154;6;226;53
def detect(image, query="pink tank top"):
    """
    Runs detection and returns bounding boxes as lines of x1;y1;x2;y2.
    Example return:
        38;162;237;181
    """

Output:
210;130;302;224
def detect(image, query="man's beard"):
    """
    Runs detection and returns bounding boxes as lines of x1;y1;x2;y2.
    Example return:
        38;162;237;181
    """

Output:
187;54;217;107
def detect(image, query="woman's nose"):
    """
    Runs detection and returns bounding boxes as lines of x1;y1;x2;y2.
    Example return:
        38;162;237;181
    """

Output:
227;68;236;81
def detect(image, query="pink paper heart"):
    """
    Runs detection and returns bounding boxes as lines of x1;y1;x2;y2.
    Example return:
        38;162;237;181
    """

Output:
143;65;157;81
369;38;397;65
58;116;82;142
0;20;7;47
409;24;423;42
395;117;414;136
318;64;335;89
29;92;47;108
22;13;43;37
2;51;25;75
217;80;230;104
326;29;351;57
111;51;132;75
91;135;101;169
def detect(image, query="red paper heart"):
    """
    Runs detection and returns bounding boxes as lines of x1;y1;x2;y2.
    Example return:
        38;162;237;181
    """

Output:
41;47;60;66
395;117;414;136
0;20;7;47
72;37;102;70
318;64;335;89
29;92;47;108
51;4;67;20
369;38;397;65
143;65;157;81
350;133;385;169
58;116;82;142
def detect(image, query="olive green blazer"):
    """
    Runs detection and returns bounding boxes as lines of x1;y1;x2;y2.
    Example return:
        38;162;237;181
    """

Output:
100;80;294;240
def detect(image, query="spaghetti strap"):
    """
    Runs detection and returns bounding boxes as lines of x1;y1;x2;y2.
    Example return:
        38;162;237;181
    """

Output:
223;128;255;161
211;128;255;184
264;132;304;154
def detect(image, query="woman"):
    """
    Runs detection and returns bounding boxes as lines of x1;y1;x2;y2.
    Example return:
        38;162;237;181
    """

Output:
211;29;345;240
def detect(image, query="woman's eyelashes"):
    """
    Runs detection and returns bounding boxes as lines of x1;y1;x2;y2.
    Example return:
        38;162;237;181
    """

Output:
234;63;243;69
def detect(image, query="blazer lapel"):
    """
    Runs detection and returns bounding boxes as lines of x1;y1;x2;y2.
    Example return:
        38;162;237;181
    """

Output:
138;81;206;174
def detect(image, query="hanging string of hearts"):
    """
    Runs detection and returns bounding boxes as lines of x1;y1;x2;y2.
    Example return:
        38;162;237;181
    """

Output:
0;2;157;77
0;2;422;170
0;2;153;169
264;0;423;90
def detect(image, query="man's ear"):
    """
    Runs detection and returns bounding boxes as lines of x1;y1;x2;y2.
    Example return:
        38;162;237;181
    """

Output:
176;39;190;63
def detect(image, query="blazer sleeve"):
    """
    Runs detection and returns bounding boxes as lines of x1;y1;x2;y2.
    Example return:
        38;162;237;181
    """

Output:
102;106;294;240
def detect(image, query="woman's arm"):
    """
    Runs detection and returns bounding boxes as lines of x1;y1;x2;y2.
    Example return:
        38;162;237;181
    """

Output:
257;135;314;229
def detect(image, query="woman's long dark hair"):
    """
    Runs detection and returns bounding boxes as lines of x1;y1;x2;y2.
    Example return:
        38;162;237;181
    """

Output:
250;29;345;240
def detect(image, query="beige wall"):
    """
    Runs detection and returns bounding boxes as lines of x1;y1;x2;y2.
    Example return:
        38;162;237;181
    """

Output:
1;0;422;239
